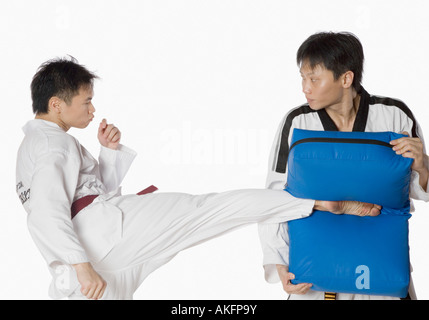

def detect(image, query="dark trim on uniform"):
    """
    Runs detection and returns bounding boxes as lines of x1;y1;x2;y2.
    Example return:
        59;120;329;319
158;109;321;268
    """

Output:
369;94;418;138
275;105;317;174
317;109;338;131
273;87;418;174
316;87;371;133
352;87;370;132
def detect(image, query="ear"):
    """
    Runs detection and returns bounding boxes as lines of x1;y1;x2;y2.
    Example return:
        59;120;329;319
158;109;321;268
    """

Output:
341;71;355;89
48;96;63;114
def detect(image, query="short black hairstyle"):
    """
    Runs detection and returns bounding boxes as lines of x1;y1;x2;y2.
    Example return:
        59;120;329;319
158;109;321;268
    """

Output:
297;32;364;93
30;56;98;114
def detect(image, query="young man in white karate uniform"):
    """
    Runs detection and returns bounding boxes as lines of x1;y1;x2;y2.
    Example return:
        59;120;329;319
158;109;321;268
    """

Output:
16;57;381;300
258;32;429;300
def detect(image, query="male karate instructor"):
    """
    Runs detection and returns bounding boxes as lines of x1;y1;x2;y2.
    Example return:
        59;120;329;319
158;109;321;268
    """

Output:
16;57;381;300
258;31;429;300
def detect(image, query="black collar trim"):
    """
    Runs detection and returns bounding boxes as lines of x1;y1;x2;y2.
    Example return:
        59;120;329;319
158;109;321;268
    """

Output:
316;87;370;132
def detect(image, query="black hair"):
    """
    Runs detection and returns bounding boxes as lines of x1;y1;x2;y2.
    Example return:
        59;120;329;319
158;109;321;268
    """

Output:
297;32;364;93
30;56;98;114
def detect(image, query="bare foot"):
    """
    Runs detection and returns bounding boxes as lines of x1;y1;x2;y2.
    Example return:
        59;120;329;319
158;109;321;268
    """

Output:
316;200;382;217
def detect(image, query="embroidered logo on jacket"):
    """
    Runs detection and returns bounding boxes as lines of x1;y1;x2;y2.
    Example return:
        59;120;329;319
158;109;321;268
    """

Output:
16;181;30;204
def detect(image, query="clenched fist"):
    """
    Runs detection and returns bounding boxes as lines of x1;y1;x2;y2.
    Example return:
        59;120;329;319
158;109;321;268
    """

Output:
98;118;121;150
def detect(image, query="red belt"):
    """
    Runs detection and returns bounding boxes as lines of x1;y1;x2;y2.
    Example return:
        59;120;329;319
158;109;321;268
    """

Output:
71;185;158;219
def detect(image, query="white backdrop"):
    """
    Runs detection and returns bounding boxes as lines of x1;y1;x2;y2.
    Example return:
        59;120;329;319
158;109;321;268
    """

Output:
1;0;429;300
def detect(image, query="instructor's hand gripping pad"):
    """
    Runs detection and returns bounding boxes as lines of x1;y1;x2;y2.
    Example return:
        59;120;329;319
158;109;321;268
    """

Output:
285;129;413;297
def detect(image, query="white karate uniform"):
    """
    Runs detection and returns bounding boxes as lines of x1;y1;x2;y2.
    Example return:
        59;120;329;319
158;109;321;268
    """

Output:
258;88;429;300
16;119;315;300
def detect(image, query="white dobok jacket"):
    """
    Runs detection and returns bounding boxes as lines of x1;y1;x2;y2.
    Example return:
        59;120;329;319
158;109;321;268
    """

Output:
16;119;137;271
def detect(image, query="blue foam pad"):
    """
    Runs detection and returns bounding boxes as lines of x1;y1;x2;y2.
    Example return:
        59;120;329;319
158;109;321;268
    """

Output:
285;129;412;210
288;211;411;297
285;129;413;297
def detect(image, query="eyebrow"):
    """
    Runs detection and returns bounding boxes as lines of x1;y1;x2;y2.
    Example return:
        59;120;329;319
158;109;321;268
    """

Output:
300;70;315;76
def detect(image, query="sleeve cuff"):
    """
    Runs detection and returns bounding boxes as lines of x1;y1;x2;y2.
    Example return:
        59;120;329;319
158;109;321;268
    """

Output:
263;263;288;284
410;170;429;202
99;144;137;166
262;251;289;283
47;252;89;268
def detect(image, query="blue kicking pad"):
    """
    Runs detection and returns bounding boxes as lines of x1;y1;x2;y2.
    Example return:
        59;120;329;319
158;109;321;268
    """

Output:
285;129;413;297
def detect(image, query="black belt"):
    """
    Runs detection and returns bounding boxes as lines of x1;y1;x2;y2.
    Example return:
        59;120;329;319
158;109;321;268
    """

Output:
324;291;412;300
324;292;337;300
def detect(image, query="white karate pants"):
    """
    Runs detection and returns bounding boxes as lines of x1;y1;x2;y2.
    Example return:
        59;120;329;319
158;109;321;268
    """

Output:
68;189;314;300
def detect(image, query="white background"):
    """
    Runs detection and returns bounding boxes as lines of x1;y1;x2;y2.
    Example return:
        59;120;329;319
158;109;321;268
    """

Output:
1;0;429;300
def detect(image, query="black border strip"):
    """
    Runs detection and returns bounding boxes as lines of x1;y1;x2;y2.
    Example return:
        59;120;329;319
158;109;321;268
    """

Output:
289;137;393;152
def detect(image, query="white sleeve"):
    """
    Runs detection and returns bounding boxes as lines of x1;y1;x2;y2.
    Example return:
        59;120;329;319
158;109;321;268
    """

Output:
98;144;137;193
27;151;89;268
409;120;429;201
258;221;290;283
